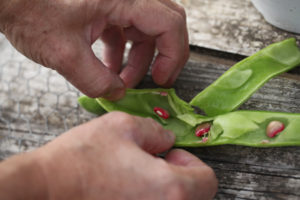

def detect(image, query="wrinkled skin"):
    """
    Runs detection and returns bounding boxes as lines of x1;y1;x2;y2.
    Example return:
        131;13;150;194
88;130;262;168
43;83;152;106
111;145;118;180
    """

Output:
0;1;217;199
0;0;189;100
0;112;218;200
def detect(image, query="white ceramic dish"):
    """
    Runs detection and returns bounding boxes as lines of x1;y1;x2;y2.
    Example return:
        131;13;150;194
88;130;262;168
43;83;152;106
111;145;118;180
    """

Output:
251;0;300;34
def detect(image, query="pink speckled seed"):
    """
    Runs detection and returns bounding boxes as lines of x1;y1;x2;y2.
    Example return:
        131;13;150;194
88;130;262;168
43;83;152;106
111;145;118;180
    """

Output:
266;121;285;138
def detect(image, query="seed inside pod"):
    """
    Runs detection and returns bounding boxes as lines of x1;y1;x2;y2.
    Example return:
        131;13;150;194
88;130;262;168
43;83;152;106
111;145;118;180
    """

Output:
202;137;208;143
153;107;170;119
261;139;270;144
160;92;168;96
195;123;211;137
266;121;285;138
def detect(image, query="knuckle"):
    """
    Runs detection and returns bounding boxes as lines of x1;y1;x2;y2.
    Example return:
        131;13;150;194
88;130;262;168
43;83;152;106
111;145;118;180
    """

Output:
101;111;140;138
176;5;187;19
111;111;139;130
171;12;185;28
145;117;163;130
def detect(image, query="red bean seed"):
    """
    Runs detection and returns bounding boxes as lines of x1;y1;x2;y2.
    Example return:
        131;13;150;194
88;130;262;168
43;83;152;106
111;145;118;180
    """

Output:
153;107;170;119
195;123;211;137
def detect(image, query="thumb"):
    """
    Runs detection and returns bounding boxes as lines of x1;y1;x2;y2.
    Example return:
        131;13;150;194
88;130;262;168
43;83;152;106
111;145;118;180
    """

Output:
165;149;218;199
165;149;207;167
54;39;125;100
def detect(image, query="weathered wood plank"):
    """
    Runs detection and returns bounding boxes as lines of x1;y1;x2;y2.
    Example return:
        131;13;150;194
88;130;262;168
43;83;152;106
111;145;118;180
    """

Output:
1;34;300;199
176;0;300;56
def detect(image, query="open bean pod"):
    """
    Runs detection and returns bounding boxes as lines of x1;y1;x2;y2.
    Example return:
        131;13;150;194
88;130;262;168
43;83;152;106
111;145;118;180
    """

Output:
79;89;300;147
78;38;300;147
190;38;300;116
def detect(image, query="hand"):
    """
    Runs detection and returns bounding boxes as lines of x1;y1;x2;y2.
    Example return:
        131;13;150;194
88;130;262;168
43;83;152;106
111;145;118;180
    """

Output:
33;112;217;200
0;112;217;199
0;0;189;100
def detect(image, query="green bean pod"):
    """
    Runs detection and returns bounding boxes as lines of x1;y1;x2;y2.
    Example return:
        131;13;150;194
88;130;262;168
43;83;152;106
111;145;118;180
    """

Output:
177;110;300;147
78;38;300;147
95;88;206;144
190;38;300;116
78;95;106;115
79;88;300;147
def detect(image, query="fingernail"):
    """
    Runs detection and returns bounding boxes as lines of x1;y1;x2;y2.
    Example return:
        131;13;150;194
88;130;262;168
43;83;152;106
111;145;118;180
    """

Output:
102;76;125;100
153;68;172;86
114;77;125;89
172;149;204;166
103;87;125;101
158;74;171;86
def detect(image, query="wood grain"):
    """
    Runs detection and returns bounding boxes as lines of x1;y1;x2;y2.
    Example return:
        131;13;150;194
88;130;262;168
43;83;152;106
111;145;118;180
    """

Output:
179;0;300;56
1;0;300;197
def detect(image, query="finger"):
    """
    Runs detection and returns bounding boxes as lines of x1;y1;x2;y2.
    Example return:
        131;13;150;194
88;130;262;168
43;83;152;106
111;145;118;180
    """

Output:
102;112;175;154
101;26;126;73
165;149;218;199
158;0;187;19
161;29;189;87
162;34;189;87
147;1;187;86
157;0;190;86
151;17;185;86
121;28;155;88
124;26;151;42
54;37;125;100
113;1;186;86
163;62;184;87
120;40;155;88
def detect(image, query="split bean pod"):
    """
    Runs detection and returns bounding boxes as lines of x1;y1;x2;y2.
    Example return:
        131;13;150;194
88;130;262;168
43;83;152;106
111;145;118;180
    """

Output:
78;38;300;147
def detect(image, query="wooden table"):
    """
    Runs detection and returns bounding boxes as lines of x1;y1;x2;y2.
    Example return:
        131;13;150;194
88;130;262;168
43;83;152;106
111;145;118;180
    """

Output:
1;0;300;199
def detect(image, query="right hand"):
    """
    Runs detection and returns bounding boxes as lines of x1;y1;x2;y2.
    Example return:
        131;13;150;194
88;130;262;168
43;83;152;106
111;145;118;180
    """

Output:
35;112;218;200
1;0;189;100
